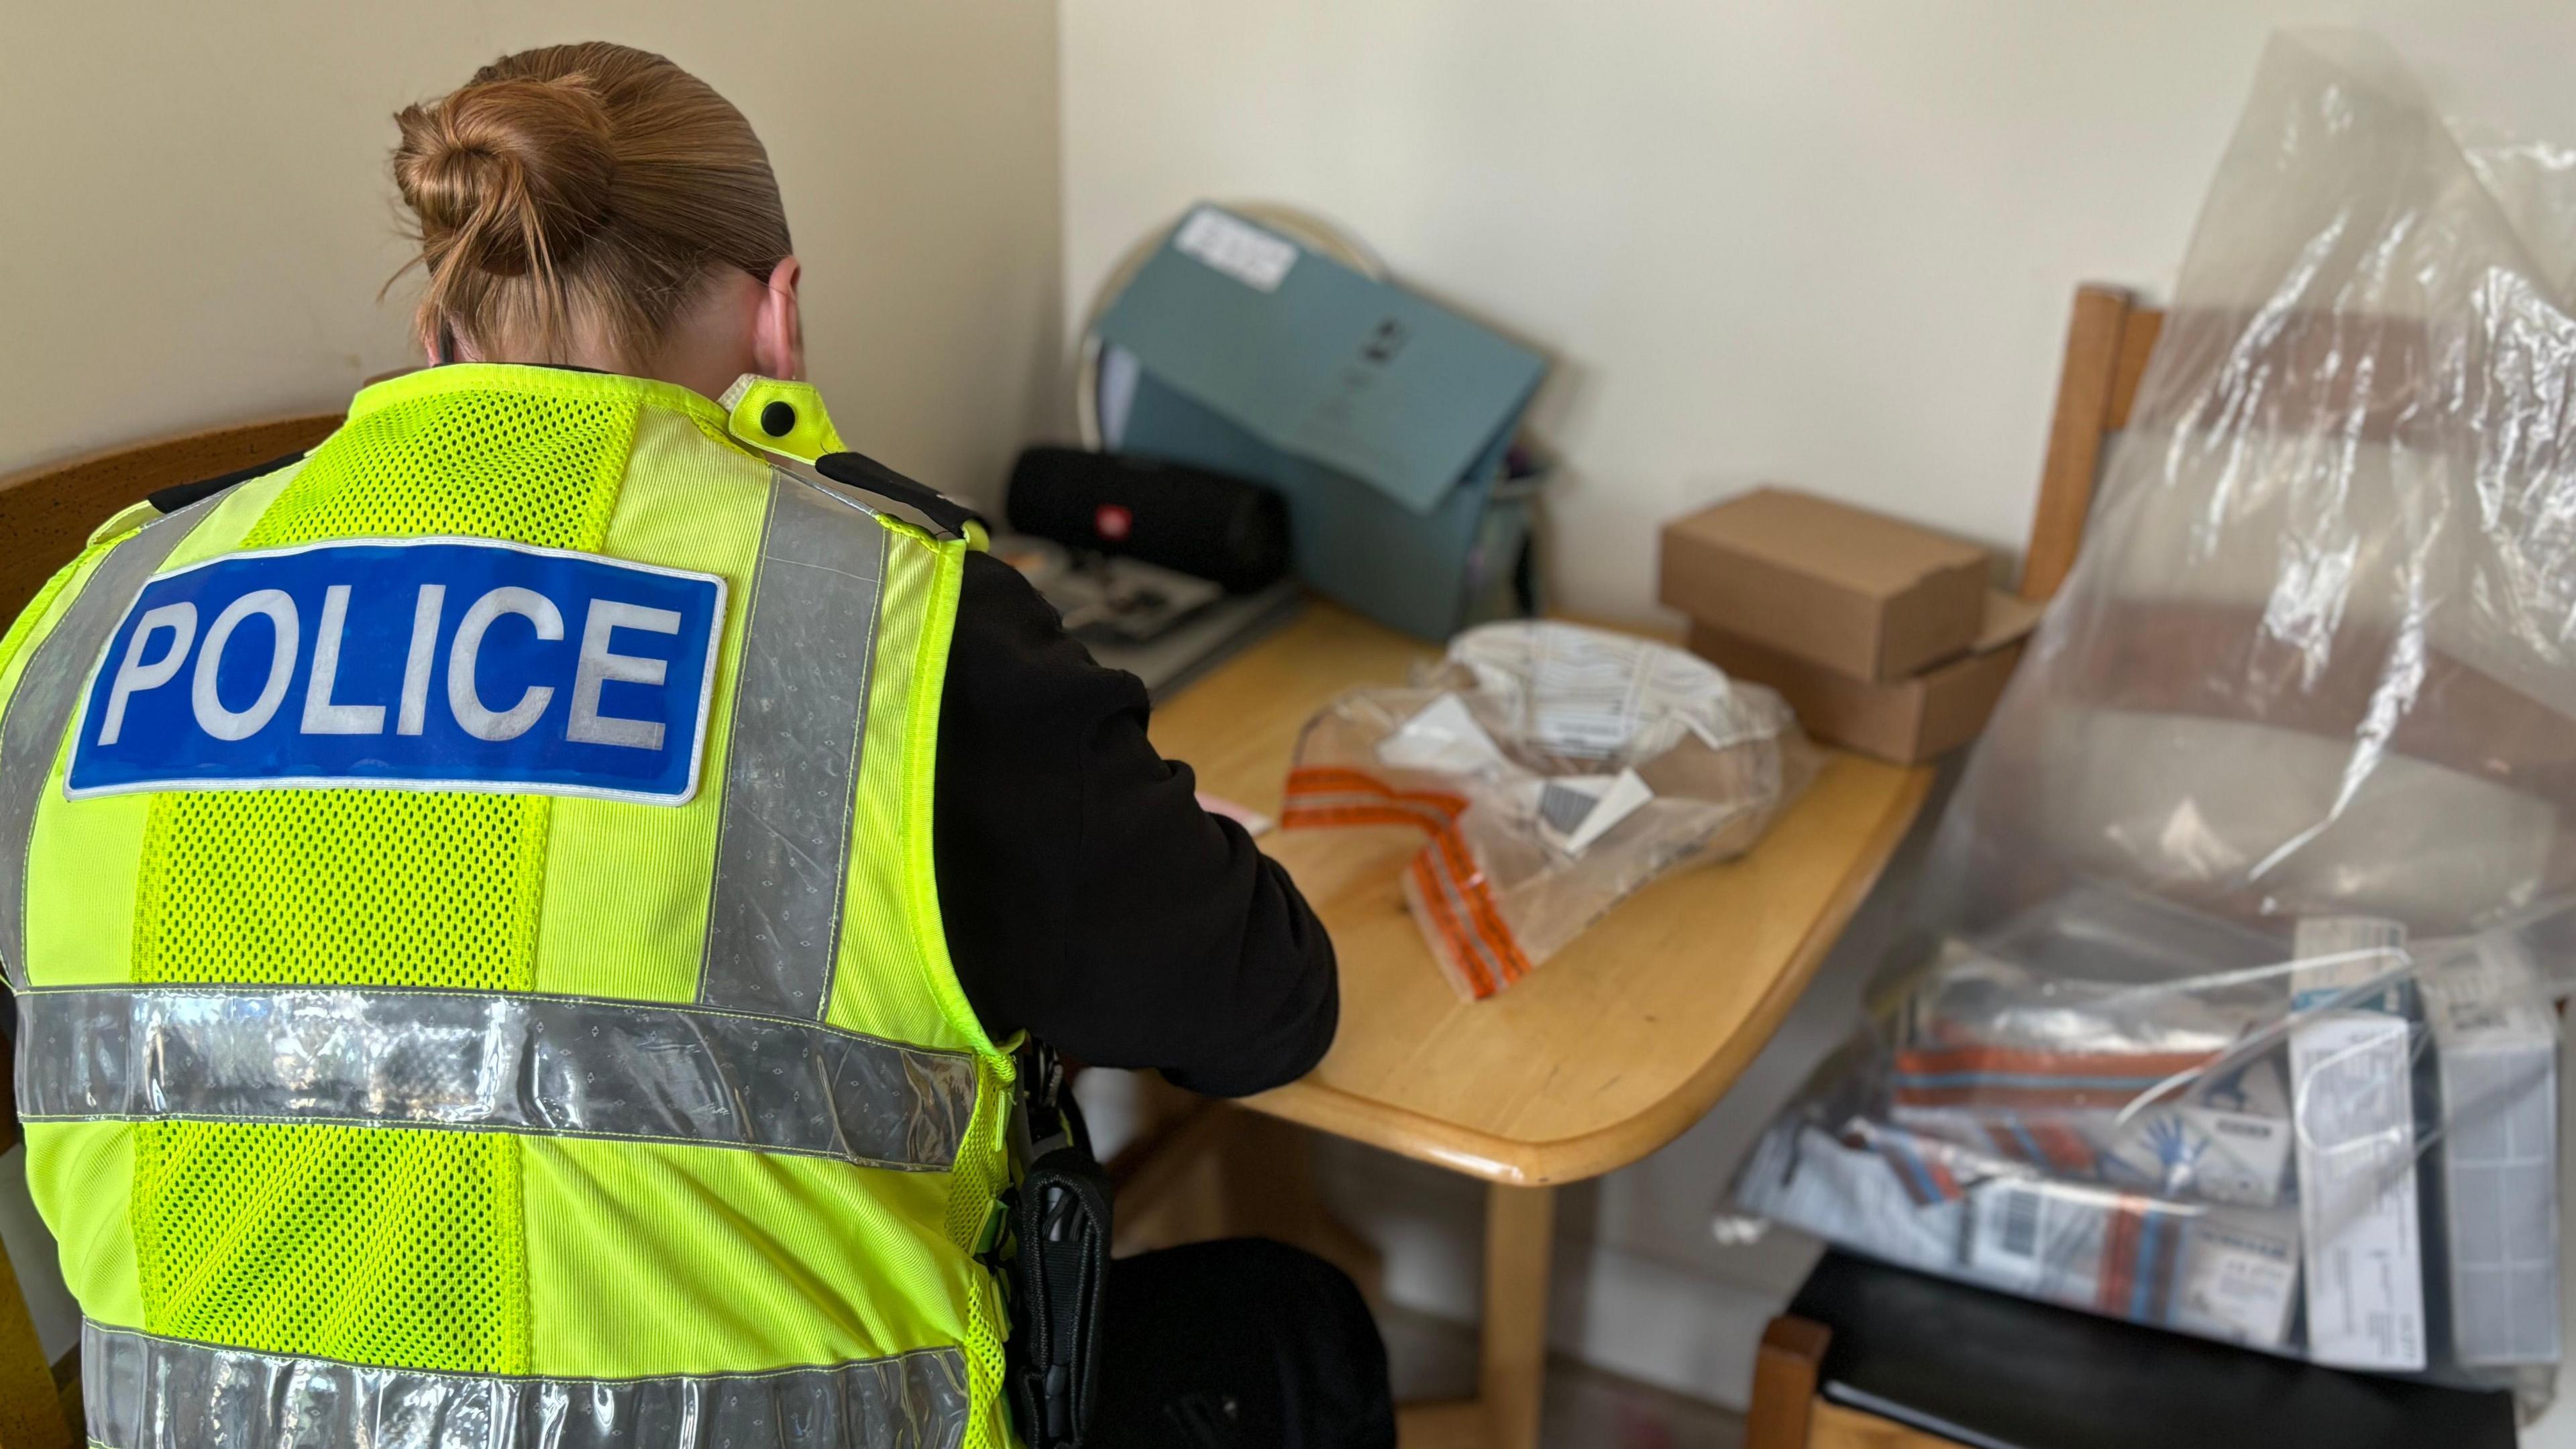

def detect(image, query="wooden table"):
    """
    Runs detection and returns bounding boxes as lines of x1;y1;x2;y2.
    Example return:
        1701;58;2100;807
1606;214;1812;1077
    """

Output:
1148;603;1935;1449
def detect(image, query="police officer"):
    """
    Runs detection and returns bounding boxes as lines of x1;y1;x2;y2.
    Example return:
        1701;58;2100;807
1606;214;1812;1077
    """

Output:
2;42;1392;1449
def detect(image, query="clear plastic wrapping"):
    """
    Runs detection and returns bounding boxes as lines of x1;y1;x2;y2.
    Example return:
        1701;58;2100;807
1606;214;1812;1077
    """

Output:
1284;621;1815;999
1731;35;2576;1405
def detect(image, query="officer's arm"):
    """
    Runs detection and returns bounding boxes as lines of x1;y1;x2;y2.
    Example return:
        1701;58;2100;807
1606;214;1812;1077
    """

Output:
934;552;1337;1098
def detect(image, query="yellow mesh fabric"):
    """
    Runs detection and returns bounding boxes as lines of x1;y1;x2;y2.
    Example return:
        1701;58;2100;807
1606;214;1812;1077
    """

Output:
237;384;625;551
125;377;635;1373
941;1063;1017;1449
133;790;549;989
131;1124;525;1371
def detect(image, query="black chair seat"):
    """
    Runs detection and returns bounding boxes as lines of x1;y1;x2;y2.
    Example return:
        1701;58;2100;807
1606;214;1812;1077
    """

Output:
1788;1250;2518;1449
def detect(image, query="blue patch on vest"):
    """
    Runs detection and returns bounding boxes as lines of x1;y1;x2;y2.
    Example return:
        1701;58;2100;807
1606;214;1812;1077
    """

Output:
65;539;727;806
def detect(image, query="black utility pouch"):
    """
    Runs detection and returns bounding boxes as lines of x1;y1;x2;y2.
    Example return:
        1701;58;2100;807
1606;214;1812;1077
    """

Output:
1005;1043;1112;1449
1008;1144;1113;1448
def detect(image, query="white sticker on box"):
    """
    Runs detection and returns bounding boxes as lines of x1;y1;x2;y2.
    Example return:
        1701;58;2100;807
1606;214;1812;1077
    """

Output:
1966;1181;2058;1295
2178;1108;2292;1208
2172;1217;2300;1347
1174;209;1299;292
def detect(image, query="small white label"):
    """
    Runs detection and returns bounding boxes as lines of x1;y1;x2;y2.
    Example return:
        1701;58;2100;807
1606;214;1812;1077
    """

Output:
1377;694;1507;775
1536;769;1654;857
2177;1108;2292;1207
1174;209;1299;292
2173;1218;2301;1346
1968;1183;2053;1294
1526;629;1652;757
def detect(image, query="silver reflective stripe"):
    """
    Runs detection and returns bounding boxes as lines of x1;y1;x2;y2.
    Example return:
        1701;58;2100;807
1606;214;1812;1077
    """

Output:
84;1323;971;1449
699;468;888;1020
0;498;217;988
17;986;974;1171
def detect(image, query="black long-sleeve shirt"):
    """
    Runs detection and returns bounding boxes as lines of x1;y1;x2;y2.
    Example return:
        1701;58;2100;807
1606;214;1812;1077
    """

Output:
935;553;1338;1097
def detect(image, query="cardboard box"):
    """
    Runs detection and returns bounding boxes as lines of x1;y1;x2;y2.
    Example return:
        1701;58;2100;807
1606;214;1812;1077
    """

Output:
1658;488;1990;681
1688;591;2040;763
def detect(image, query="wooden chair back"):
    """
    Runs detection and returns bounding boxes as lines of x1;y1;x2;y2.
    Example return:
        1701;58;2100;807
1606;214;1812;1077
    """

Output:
1748;280;2160;1449
0;1216;72;1449
2019;284;2161;604
0;1069;71;1446
0;413;343;625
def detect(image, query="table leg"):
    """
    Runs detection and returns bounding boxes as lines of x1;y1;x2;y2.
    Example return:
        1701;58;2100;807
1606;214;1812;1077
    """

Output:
1481;1183;1556;1449
1396;1181;1557;1449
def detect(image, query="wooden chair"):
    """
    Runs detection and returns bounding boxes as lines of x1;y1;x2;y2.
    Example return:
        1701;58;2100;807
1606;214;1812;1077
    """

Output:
0;1110;74;1449
0;411;344;624
1741;284;2523;1449
0;409;341;1446
1750;1250;2516;1449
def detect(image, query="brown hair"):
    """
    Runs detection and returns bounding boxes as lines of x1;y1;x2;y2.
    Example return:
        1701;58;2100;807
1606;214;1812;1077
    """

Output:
392;42;792;368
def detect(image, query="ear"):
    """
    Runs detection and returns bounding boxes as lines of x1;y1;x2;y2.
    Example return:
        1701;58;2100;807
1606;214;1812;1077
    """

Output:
751;256;804;381
420;317;474;366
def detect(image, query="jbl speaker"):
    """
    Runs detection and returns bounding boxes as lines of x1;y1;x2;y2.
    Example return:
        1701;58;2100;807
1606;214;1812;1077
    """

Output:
1005;447;1291;594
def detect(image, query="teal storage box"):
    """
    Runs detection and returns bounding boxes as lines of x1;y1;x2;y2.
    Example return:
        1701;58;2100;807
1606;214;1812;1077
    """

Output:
1094;207;1548;639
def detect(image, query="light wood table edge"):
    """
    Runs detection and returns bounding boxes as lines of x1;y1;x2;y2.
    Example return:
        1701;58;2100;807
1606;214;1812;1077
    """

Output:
1242;761;1935;1186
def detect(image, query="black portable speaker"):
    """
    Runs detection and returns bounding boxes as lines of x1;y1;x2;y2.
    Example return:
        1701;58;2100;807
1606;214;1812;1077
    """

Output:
1004;447;1291;594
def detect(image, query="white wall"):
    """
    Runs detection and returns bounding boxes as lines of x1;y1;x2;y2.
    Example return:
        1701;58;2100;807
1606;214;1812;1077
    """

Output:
1059;1;2576;623
0;0;1063;503
1061;1;2576;1424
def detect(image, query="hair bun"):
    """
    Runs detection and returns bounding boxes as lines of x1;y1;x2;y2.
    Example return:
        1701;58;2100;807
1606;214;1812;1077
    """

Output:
394;74;615;279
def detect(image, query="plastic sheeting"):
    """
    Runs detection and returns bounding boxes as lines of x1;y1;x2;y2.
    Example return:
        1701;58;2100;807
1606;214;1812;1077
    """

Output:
1284;621;1813;999
1731;34;2576;1406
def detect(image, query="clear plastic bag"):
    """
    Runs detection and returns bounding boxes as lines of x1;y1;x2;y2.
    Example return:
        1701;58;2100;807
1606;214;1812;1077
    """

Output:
1731;34;2576;1407
1283;621;1815;999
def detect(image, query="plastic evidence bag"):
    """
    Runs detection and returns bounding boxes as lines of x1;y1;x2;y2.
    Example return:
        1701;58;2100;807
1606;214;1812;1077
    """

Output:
1729;34;2576;1412
1283;621;1813;1000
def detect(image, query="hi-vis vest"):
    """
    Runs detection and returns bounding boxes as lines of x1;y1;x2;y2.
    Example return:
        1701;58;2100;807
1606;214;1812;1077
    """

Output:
0;365;1018;1449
